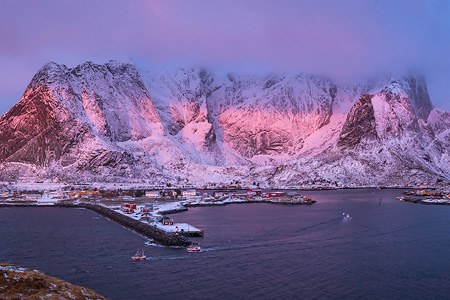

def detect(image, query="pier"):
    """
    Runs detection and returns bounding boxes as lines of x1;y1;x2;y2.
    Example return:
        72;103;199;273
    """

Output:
155;222;204;237
79;204;192;246
400;197;450;205
0;203;191;247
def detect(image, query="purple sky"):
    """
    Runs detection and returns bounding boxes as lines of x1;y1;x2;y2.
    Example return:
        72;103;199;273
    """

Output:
1;0;450;114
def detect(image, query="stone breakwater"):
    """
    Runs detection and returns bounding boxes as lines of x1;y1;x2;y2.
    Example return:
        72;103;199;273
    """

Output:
80;204;191;247
0;203;191;247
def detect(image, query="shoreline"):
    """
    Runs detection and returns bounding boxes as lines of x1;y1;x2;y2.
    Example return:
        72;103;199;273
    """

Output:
158;198;317;215
0;203;191;247
400;197;450;206
0;195;317;244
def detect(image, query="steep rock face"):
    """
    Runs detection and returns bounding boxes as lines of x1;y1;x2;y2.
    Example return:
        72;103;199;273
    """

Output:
428;109;450;134
1;61;449;186
337;94;378;148
214;74;338;158
282;76;450;186
143;70;359;164
338;77;433;149
67;61;163;142
0;66;89;166
143;68;220;163
400;76;433;120
0;61;163;171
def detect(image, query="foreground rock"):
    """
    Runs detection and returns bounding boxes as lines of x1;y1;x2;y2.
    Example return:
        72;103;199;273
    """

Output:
0;263;106;300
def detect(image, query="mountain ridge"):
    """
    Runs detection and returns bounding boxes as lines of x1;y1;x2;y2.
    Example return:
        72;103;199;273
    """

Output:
0;60;449;186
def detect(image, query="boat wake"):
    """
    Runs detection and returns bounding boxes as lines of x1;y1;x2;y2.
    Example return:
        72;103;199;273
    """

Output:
145;256;188;261
342;213;352;222
144;240;184;249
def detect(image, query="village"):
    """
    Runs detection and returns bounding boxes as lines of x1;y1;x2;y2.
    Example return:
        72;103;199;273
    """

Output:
397;189;450;205
2;178;449;246
0;181;317;246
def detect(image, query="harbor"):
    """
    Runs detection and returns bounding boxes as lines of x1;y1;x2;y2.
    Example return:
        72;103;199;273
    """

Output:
0;184;317;246
2;188;450;300
398;189;450;205
0;203;191;246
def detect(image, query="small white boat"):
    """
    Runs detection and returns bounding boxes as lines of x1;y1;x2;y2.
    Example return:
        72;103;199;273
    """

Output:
186;243;201;253
342;213;351;221
131;250;146;261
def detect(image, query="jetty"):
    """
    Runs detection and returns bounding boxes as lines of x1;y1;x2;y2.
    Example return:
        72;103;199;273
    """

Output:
0;203;191;247
81;204;192;246
0;185;320;245
398;196;450;206
184;197;316;207
155;222;204;237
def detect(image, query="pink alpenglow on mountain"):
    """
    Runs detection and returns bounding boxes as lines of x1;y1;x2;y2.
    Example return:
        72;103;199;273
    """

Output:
0;61;449;186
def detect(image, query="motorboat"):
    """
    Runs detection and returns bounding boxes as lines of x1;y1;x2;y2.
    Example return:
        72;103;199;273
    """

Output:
132;250;146;261
186;243;201;253
342;213;351;221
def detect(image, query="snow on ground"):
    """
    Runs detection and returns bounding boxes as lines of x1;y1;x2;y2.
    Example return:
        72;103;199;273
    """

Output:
187;197;247;206
155;222;201;233
35;195;60;205
154;201;187;214
10;182;68;191
0;265;28;273
422;199;450;204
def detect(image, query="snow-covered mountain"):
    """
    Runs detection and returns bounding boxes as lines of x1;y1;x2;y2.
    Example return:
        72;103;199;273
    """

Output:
0;61;449;186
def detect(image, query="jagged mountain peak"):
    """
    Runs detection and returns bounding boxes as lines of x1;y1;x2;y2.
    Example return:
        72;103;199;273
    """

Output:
40;61;67;72
381;75;433;120
0;60;164;169
337;94;378;149
338;77;431;149
71;60;140;78
0;61;449;185
27;62;70;89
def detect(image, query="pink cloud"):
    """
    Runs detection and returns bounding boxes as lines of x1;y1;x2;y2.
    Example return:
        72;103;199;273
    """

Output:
1;0;450;113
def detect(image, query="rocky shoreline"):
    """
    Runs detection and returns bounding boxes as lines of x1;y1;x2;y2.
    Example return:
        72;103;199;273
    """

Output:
81;204;191;246
0;203;191;247
0;263;106;300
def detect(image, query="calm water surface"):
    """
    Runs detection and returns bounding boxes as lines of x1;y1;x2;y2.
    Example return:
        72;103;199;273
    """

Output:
1;189;450;299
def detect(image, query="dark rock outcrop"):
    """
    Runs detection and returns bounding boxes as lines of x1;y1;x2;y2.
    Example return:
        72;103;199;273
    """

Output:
0;263;107;300
337;94;378;148
81;204;191;247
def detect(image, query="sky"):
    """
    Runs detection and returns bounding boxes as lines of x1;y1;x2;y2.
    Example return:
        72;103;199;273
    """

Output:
1;0;450;114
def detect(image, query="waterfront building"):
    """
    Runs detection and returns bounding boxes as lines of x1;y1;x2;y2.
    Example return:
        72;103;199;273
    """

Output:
145;191;160;198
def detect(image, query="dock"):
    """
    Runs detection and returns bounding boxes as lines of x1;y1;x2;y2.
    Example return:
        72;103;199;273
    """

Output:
155;222;204;237
79;204;192;246
185;197;316;207
0;203;192;247
399;196;450;206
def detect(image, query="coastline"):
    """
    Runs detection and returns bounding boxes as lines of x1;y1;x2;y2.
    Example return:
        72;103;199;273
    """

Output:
0;203;191;247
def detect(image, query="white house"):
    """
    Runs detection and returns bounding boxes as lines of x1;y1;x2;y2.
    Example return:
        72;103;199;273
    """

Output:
145;190;160;198
182;189;197;197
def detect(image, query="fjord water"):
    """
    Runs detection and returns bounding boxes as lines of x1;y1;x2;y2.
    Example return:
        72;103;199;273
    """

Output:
1;189;450;299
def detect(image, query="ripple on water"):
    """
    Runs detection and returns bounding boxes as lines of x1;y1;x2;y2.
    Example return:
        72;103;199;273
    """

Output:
1;190;450;299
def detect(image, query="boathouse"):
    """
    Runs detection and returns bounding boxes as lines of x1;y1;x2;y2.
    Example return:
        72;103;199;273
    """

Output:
121;203;136;213
182;189;197;197
214;191;227;199
141;204;153;214
122;203;137;209
161;190;176;198
161;216;174;225
266;192;286;198
145;190;160;198
23;194;41;201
